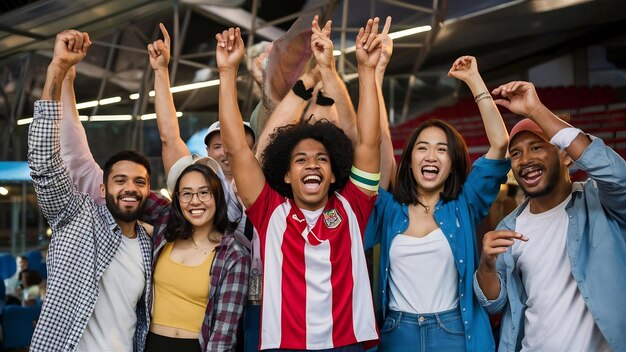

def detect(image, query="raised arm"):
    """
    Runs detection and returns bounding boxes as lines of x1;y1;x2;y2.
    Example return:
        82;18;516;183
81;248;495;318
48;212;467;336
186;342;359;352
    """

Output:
448;56;508;160
376;16;395;190
311;16;358;144
492;81;591;159
42;31;90;101
217;27;266;208
302;81;339;125
30;30;91;225
493;81;626;222
352;18;382;195
148;23;190;175
60;66;104;204
255;67;320;160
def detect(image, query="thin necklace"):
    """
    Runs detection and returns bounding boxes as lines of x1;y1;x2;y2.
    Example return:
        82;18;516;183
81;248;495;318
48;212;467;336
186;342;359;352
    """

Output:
190;237;210;255
190;230;218;254
417;199;435;214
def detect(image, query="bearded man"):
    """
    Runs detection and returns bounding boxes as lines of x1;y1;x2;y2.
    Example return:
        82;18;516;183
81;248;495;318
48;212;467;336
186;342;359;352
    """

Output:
28;29;153;352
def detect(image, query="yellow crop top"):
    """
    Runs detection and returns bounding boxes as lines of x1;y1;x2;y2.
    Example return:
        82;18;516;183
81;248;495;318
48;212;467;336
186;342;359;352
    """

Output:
152;242;215;333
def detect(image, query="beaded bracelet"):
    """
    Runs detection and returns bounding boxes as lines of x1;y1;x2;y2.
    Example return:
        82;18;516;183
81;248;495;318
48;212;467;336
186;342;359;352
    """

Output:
474;92;491;103
475;94;493;103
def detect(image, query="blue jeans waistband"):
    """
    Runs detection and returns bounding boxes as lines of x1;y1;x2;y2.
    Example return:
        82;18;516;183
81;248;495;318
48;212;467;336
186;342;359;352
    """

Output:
387;307;461;326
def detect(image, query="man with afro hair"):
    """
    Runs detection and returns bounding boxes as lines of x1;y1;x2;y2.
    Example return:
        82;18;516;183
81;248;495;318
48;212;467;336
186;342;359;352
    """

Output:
216;15;384;351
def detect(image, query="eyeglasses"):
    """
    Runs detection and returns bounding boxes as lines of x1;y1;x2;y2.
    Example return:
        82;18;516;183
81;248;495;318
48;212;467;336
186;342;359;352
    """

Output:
177;191;213;203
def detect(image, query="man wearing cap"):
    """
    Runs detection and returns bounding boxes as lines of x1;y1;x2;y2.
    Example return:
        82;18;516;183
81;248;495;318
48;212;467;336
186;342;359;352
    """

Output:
204;121;256;182
473;81;626;351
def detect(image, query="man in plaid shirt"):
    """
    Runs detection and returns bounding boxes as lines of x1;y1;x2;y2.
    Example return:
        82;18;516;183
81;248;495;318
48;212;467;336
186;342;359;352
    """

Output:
28;30;153;351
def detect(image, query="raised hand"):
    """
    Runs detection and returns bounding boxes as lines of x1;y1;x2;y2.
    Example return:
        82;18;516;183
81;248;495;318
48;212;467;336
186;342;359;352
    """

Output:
376;16;393;75
52;30;91;69
251;46;270;87
448;55;479;82
481;230;528;268
64;66;77;83
492;81;544;118
356;17;382;69
311;15;334;70
302;64;322;88
147;23;171;71
215;27;245;71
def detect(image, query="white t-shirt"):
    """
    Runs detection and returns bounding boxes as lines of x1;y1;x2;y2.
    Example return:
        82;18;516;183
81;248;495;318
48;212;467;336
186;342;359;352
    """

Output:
513;196;609;352
77;235;146;352
388;229;459;314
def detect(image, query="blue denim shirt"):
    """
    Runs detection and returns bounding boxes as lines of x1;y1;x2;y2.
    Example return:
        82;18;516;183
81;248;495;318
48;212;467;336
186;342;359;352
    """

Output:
365;156;510;352
473;137;626;352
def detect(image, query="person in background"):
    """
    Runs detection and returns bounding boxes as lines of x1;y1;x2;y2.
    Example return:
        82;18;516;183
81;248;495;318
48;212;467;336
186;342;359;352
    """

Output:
3;255;28;305
365;56;510;351
474;80;626;351
19;269;42;306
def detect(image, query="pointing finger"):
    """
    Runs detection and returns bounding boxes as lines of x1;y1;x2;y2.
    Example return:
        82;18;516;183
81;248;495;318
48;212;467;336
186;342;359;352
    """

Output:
159;23;170;48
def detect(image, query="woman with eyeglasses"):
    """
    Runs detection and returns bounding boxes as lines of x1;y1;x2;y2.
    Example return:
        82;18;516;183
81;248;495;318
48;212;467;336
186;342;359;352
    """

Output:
142;24;250;352
145;157;250;352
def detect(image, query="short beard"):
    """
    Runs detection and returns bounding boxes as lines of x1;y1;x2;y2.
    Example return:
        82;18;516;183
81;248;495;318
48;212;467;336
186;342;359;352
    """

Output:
105;192;146;222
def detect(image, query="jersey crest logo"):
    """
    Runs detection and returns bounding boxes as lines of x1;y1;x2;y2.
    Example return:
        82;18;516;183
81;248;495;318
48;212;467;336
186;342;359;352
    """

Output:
323;208;342;229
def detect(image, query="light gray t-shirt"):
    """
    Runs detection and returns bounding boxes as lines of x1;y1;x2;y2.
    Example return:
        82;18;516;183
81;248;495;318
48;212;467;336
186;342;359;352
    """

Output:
77;235;145;352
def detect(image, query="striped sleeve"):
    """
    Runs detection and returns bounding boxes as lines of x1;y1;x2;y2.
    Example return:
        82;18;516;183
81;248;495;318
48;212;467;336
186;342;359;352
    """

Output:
349;166;380;192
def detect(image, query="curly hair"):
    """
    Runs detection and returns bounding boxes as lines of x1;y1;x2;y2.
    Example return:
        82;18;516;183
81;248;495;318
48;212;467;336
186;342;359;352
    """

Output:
166;163;236;242
393;119;471;205
261;119;354;199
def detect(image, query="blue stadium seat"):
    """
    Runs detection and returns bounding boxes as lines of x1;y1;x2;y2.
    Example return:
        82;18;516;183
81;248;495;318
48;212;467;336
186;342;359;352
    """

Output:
1;303;42;349
25;250;47;280
0;253;16;280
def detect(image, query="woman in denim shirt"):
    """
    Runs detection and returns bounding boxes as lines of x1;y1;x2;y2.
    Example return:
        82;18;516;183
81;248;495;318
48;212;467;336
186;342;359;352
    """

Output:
365;56;510;351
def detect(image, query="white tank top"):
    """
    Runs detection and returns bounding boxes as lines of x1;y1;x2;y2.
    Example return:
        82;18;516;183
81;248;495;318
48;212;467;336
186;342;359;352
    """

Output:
388;228;458;314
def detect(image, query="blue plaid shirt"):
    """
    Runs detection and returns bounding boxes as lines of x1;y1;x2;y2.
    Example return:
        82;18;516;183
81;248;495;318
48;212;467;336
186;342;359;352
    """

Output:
28;100;152;352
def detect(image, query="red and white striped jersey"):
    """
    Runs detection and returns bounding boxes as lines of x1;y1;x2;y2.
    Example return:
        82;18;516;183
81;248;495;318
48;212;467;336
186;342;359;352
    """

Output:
246;181;379;350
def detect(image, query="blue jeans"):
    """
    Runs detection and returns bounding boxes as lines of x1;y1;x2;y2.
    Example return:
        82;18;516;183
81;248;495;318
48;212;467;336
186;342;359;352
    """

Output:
243;304;261;352
266;344;363;351
379;308;465;351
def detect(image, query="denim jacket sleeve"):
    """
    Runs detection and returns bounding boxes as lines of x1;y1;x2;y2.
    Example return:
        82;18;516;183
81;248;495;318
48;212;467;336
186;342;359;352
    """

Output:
462;156;511;224
364;187;392;250
473;268;508;314
574;136;626;225
472;204;517;315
